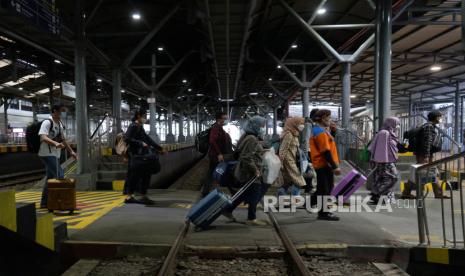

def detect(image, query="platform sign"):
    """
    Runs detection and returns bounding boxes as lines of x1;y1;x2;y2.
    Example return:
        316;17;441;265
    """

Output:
61;82;75;98
1;0;60;35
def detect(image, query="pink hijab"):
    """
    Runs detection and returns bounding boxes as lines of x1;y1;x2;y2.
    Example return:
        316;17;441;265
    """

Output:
369;117;400;163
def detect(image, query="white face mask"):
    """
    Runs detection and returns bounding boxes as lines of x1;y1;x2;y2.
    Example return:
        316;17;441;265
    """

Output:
297;124;305;131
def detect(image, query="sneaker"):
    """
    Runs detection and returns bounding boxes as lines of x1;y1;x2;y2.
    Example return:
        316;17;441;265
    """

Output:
222;212;236;222
124;197;140;204
317;213;340;221
245;219;268;226
139;196;155;205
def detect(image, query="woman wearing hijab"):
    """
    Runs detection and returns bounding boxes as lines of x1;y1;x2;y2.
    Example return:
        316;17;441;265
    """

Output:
223;115;268;226
278;117;306;196
368;117;401;204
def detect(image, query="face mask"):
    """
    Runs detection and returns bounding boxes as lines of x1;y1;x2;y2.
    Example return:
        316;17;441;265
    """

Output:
297;124;305;131
60;112;67;118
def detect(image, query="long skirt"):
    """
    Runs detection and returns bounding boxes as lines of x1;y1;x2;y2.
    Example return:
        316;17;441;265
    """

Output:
372;163;398;197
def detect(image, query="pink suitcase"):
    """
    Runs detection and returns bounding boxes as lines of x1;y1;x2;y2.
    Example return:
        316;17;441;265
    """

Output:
331;169;367;203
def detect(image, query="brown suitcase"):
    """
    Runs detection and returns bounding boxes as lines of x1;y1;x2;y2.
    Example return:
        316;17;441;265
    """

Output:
47;178;76;214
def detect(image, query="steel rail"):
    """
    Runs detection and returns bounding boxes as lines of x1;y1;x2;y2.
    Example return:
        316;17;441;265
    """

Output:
267;212;311;276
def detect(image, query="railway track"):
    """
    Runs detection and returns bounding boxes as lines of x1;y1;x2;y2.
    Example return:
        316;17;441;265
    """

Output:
0;169;44;188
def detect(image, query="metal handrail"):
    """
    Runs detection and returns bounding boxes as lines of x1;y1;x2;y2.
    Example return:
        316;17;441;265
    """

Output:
415;150;465;247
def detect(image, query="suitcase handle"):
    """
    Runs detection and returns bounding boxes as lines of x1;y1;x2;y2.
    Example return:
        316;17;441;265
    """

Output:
230;176;258;202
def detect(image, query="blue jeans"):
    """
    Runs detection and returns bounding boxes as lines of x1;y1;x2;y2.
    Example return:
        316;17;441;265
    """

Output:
40;156;64;206
277;184;301;196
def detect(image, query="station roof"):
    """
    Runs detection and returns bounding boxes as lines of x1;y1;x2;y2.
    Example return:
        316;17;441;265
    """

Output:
0;0;464;119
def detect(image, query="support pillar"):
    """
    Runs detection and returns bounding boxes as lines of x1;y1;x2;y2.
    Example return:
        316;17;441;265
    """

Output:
112;69;122;134
2;98;8;135
341;62;351;130
186;116;192;141
166;102;175;143
32;101;38;122
408;91;412;128
455;81;460;143
196;105;200;134
272;107;279;140
74;0;92;188
376;0;392;128
149;54;160;142
178;115;185;142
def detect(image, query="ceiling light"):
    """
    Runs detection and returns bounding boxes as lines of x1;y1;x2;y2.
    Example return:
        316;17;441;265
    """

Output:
367;100;371;103
249;92;258;96
96;78;102;82
268;78;272;81
291;44;298;49
132;12;141;20
182;79;187;83
138;97;141;100
317;8;326;15
188;88;192;92
277;65;282;69
97;88;101;92
350;95;356;98
121;89;125;93
54;59;61;64
18;87;23;90
430;65;442;71
157;46;164;52
196;93;204;96
89;104;93;107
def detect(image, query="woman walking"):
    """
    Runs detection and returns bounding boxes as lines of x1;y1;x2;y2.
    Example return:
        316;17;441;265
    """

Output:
368;117;401;204
223;116;269;226
278;117;306;196
124;109;166;205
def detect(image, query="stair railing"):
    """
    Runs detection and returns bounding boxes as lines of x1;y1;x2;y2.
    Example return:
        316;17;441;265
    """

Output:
414;151;465;247
335;127;370;175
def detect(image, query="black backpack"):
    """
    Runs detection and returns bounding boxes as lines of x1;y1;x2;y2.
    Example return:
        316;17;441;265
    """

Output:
26;119;53;153
404;126;423;153
195;128;211;154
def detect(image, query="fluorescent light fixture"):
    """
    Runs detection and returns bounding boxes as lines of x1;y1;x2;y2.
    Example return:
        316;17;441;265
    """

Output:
97;88;101;92
188;88;192;92
43;104;48;107
157;46;164;52
96;78;102;82
121;89;125;93
220;98;234;102
277;65;282;69
249;92;258;96
196;93;204;96
54;59;61;64
291;44;298;49
367;100;371;103
182;79;187;83
132;12;141;20
89;104;93;107
2;71;45;86
430;65;442;71
268;78;272;81
0;59;12;68
138;97;142;100
350;95;356;98
328;102;334;105
317;8;326;15
18;87;23;90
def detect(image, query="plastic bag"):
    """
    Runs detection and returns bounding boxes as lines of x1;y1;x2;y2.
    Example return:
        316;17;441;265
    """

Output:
262;150;282;185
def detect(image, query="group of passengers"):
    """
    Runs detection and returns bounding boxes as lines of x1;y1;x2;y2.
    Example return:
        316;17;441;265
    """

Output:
206;109;342;226
205;109;449;226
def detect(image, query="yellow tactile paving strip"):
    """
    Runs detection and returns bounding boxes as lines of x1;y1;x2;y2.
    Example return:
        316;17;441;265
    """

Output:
15;191;125;230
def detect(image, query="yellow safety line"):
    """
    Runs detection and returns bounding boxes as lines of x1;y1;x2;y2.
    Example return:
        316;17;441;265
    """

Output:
69;200;124;229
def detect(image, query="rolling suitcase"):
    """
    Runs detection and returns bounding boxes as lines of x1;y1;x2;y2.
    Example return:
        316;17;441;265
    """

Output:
331;169;367;203
47;158;77;214
187;176;257;230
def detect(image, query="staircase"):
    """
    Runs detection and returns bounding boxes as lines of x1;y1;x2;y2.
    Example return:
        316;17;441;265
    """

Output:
95;155;127;191
0;189;68;275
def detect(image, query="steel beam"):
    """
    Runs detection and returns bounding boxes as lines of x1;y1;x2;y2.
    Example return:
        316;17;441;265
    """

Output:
154;51;193;91
233;0;257;101
456;81;460;142
341;63;351;130
74;0;90;174
122;4;179;68
112;69;122;133
312;24;374;29
265;49;304;87
85;0;104;28
278;0;344;62
204;0;222;99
